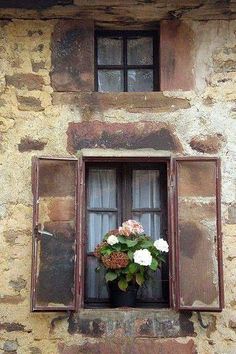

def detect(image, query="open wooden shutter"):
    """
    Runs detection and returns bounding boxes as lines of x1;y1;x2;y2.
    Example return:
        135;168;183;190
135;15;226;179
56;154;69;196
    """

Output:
173;158;224;311
31;157;79;311
160;20;194;91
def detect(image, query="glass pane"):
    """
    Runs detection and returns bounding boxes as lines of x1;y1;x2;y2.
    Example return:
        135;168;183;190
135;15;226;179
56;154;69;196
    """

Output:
98;70;123;92
86;256;109;300
128;69;153;92
176;160;220;308
132;212;160;240
137;268;162;300
36;160;76;308
97;37;122;65
127;37;153;65
88;169;116;208
132;170;160;208
88;212;117;252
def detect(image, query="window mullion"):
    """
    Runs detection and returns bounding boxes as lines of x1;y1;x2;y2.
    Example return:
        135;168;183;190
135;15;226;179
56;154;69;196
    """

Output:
123;34;128;92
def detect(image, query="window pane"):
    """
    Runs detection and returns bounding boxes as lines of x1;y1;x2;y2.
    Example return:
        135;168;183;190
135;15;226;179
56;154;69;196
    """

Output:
97;37;122;65
98;70;123;92
132;212;160;240
132;170;160;208
86;256;109;300
88;212;117;252
88;169;116;208
128;69;153;92
127;37;153;65
137;268;163;300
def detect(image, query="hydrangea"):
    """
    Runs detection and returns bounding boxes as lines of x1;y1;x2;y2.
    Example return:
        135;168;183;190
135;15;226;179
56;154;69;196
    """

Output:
154;239;169;252
133;249;152;266
107;235;119;246
119;219;144;237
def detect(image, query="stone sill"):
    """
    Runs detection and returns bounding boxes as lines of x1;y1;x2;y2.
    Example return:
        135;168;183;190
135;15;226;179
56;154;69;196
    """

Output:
52;91;190;113
68;308;195;338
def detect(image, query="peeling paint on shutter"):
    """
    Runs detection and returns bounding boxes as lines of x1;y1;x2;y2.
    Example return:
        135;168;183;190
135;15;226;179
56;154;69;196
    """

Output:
174;158;224;311
31;157;78;311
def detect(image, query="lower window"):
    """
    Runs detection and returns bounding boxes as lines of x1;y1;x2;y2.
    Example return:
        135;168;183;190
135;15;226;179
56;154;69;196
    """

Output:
85;162;169;308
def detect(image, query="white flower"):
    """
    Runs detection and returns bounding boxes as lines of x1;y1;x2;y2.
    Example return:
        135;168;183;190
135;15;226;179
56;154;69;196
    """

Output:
107;235;119;246
133;249;152;266
154;239;169;252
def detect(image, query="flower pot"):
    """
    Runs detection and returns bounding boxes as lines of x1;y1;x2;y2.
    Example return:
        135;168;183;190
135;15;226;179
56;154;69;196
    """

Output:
108;281;139;308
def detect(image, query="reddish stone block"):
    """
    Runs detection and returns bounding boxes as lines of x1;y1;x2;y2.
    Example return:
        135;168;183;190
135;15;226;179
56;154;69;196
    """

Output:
6;73;44;90
51;19;94;91
66;120;183;153
160;20;195;91
18;137;47;152
132;338;196;354
190;134;224;153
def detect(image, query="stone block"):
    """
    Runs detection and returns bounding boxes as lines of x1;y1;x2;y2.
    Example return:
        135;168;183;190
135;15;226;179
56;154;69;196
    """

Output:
17;96;44;111
190;134;224;153
66;120;183;153
9;277;27;292
18;137;47;152
228;204;236;224
3;340;18;352
6;73;44;90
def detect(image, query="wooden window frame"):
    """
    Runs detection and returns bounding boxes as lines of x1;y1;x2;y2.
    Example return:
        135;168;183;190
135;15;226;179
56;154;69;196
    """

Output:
94;30;160;92
84;161;169;308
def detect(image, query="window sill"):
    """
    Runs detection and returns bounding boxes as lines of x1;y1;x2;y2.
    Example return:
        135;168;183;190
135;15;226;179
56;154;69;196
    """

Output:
52;91;190;113
68;308;195;338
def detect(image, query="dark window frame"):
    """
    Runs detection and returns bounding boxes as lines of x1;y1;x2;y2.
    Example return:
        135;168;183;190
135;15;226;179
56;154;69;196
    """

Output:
84;161;169;308
94;30;160;92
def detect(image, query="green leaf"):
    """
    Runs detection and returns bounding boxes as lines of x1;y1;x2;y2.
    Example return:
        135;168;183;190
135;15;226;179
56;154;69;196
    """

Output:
126;239;138;248
126;273;133;282
140;240;153;248
128;250;134;261
136;273;145;286
105;272;118;282
118;236;127;244
129;263;138;274
118;278;128;291
150;258;158;271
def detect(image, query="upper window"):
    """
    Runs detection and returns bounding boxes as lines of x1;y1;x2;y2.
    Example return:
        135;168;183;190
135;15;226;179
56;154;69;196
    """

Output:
95;30;159;92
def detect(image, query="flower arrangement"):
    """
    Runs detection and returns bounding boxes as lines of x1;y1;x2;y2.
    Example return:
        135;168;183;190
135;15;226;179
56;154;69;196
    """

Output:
94;220;169;291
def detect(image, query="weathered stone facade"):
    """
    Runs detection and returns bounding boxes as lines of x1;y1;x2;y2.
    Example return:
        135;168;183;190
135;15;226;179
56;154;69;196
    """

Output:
0;5;236;354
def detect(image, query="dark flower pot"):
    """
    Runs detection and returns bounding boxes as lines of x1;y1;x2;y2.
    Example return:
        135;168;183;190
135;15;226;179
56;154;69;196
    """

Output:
108;281;139;308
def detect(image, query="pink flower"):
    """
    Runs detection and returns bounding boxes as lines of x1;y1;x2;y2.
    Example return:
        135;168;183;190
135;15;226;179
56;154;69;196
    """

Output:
119;220;144;237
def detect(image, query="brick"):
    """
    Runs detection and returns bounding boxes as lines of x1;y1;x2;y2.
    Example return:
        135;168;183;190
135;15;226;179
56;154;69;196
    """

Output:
132;338;196;354
51;19;94;91
6;73;44;90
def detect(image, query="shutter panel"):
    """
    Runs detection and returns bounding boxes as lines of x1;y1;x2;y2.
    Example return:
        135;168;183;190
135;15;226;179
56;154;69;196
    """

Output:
51;19;94;92
173;158;224;311
31;157;79;311
160;20;194;91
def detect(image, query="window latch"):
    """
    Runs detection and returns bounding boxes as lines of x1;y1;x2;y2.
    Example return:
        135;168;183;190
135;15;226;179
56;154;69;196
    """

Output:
34;225;54;238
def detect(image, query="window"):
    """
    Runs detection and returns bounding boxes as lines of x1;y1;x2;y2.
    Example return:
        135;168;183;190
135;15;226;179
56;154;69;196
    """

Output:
85;162;168;308
31;157;224;312
95;31;159;92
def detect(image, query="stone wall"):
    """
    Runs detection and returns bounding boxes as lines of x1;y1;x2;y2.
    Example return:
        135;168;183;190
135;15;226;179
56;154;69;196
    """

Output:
0;18;235;354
